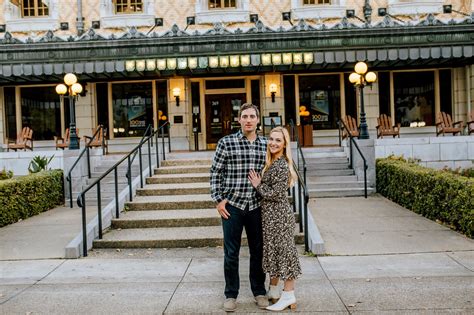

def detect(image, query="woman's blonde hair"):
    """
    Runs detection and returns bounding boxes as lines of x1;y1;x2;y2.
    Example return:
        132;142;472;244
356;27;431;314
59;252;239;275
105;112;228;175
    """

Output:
262;126;297;187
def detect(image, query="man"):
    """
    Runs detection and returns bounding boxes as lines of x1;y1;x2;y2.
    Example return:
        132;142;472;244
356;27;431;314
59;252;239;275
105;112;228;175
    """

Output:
210;103;269;312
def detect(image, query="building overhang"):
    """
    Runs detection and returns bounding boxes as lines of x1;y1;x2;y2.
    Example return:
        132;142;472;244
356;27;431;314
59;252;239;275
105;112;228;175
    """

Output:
1;16;473;84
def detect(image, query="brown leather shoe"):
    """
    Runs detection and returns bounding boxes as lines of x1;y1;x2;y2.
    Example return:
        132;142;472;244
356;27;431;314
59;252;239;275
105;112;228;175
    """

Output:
223;298;237;312
255;295;270;309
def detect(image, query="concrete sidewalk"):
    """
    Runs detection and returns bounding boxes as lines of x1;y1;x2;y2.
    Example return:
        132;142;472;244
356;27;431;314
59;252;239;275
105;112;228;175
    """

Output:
1;194;473;313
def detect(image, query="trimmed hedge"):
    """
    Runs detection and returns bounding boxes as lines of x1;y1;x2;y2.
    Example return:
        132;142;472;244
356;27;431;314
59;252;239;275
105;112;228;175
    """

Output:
377;157;474;238
0;170;64;227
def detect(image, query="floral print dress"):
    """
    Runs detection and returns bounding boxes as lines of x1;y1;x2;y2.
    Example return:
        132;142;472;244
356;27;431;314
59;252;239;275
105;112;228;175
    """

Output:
256;157;302;280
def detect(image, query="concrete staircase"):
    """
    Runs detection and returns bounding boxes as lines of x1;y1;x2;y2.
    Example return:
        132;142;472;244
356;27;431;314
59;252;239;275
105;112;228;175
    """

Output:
94;157;304;249
302;146;374;197
71;153;142;207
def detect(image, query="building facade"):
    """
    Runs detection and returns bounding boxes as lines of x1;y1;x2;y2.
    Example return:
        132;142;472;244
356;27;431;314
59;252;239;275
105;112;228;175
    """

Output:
0;0;473;150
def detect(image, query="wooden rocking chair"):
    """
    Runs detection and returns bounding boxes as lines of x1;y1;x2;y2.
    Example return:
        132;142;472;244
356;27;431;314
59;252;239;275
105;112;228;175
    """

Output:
55;128;80;150
376;114;400;139
7;127;34;151
84;125;108;154
467;110;474;135
341;115;359;140
436;112;463;136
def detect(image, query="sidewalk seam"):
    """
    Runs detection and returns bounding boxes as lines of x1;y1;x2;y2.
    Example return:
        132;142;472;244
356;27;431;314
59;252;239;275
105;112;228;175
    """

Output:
316;258;351;314
446;252;474;273
162;257;193;314
0;260;67;306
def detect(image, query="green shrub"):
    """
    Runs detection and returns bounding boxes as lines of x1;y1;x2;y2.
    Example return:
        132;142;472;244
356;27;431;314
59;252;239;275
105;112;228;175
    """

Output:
0;170;64;227
0;168;13;180
377;157;474;238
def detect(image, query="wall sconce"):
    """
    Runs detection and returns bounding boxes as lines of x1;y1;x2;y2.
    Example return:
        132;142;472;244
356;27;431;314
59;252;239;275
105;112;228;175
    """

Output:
443;5;470;16
173;87;181;106
269;83;277;102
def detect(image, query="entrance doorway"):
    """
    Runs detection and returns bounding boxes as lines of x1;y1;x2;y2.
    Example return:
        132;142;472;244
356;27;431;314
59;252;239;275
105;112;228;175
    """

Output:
205;93;246;145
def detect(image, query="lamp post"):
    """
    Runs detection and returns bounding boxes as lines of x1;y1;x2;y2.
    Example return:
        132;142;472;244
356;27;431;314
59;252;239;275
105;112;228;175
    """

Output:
55;73;82;149
349;61;377;139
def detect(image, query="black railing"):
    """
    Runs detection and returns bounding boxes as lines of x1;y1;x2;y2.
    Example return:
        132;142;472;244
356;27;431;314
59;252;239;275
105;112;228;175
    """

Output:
291;162;310;253
66;125;105;208
77;122;171;257
338;119;368;198
126;124;154;191
288;120;307;187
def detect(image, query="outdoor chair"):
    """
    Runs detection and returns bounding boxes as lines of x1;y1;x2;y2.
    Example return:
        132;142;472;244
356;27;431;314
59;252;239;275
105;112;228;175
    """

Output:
341;115;359;140
55;128;80;150
467;110;474;135
436;112;463;136
7;127;33;151
84;125;108;154
376;114;400;139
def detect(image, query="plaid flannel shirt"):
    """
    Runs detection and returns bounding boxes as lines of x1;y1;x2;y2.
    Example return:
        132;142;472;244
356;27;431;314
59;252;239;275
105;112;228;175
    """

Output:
210;130;267;211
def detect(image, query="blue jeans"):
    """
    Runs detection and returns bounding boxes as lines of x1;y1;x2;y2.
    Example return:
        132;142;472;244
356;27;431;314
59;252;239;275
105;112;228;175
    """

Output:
221;203;266;299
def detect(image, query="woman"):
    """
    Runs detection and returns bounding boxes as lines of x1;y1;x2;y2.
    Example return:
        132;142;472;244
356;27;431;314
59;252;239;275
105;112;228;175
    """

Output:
248;126;302;311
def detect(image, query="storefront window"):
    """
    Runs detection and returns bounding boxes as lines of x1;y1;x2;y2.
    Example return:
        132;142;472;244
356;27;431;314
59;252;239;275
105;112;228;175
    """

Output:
394;71;435;126
4;87;17;140
112;82;153;137
21;87;61;140
298;75;340;130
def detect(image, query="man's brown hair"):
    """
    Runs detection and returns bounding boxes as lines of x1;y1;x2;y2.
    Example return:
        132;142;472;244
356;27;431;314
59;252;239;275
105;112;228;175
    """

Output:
238;103;260;119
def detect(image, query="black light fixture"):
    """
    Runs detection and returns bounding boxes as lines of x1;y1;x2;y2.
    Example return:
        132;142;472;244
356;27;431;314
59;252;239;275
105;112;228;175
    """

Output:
378;8;405;22
269;84;277;103
91;20;100;29
0;25;5;33
346;9;365;23
173;87;181;107
55;73;83;150
282;12;293;25
60;22;69;30
348;61;377;139
155;18;163;26
443;4;470;16
250;14;259;23
185;16;195;31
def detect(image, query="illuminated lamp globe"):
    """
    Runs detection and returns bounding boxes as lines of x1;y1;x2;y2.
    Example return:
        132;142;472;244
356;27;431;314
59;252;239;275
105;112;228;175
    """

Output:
64;73;77;86
349;73;361;84
365;71;377;83
161;115;167;121
354;61;368;75
304;111;311;117
269;83;277;93
56;84;67;95
71;83;83;95
299;105;306;111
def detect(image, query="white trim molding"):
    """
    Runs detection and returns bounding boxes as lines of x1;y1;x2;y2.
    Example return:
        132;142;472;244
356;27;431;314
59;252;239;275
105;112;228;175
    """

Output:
388;0;443;15
100;0;155;28
4;0;59;32
291;0;347;19
195;0;250;24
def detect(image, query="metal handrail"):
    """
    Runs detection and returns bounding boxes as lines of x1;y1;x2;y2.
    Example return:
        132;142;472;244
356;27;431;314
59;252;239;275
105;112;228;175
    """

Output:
288;120;307;187
126;124;154;188
66;125;104;208
291;162;310;253
338;118;368;198
77;122;171;257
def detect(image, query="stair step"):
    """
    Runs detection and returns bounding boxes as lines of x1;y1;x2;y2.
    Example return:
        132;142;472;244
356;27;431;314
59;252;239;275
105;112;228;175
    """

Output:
304;163;350;170
154;165;211;175
161;159;213;167
304;157;349;165
309;187;375;198
303;152;347;158
125;194;215;211
309;175;358;183
137;183;210;196
307;169;354;176
93;226;304;249
307;181;366;189
112;209;220;228
302;146;343;153
146;173;210;184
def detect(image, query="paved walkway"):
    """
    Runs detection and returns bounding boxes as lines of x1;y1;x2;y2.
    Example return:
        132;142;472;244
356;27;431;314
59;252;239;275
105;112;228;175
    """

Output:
1;192;473;313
